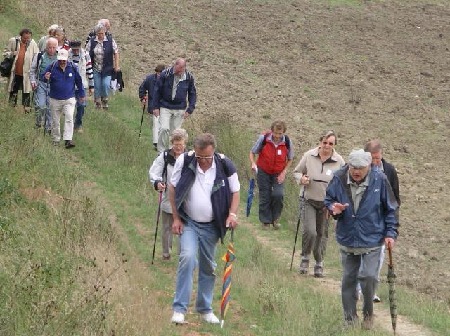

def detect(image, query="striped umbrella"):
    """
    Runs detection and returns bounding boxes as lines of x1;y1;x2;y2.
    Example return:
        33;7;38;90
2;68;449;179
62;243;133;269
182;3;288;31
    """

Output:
387;244;397;335
220;230;236;328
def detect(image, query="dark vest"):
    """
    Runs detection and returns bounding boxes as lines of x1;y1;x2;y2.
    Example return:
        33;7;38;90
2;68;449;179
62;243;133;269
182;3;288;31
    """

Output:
89;38;114;76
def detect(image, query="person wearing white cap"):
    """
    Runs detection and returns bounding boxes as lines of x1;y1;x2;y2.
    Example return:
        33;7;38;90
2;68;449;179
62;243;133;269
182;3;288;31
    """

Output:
41;49;85;148
324;149;399;330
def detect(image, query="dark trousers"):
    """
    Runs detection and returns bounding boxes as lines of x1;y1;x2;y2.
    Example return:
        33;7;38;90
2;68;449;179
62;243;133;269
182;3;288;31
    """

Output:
9;75;30;107
340;247;382;322
257;169;285;224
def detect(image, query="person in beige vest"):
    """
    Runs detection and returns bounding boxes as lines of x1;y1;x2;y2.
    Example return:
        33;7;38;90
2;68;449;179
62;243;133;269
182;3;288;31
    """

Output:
5;28;39;112
293;130;345;277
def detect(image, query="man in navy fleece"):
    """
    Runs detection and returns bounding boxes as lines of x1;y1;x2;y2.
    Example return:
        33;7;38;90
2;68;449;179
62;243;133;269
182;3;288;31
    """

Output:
42;49;85;148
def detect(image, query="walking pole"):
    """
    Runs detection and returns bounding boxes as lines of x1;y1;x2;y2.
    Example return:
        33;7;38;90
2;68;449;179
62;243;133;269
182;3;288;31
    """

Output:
151;191;163;264
290;189;304;271
138;104;146;139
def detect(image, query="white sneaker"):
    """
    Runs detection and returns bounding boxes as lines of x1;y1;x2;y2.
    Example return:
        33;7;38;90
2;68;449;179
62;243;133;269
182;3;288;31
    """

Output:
201;312;220;324
171;311;185;324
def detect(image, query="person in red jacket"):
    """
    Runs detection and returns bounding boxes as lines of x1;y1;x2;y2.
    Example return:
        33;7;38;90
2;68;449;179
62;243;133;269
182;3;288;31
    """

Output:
249;120;294;229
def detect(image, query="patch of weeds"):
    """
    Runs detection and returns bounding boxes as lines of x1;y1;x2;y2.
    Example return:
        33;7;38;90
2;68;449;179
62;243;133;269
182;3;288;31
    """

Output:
0;177;23;207
257;279;288;316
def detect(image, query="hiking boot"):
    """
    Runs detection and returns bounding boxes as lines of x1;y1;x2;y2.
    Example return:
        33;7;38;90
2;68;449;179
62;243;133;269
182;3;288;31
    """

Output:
362;315;374;330
373;294;381;303
171;311;185;324
314;264;324;278
201;312;220;324
299;259;309;274
344;316;359;329
65;140;75;149
95;100;102;109
75;127;84;134
101;98;109;110
273;221;281;230
261;223;270;230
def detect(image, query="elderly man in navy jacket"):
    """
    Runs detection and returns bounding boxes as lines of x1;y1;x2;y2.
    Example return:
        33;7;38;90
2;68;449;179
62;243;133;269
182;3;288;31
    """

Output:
42;49;85;148
139;63;165;150
324;149;399;330
152;58;196;152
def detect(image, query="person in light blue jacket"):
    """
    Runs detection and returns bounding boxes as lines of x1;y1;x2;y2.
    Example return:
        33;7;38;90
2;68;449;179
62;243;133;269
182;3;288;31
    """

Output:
324;149;398;330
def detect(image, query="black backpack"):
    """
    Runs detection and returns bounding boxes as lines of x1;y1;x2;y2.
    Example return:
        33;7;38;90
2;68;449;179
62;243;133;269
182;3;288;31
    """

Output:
0;39;19;77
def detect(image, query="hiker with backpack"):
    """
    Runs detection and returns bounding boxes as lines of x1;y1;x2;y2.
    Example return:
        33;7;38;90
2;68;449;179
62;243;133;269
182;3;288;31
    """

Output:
249;120;294;230
139;63;166;150
4;28;39;113
85;23;119;110
293;130;345;277
30;37;58;132
68;40;94;133
41;49;85;148
152;58;196;152
169;133;239;325
148;128;188;260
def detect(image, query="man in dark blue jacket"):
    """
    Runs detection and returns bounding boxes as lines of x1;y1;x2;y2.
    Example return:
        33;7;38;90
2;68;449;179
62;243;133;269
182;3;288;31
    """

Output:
42;49;85;148
324;149;399;330
138;63;165;150
152;58;196;152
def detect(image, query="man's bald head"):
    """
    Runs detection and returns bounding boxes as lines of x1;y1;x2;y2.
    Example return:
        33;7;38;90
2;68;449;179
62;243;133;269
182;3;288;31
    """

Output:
46;37;58;56
174;58;186;76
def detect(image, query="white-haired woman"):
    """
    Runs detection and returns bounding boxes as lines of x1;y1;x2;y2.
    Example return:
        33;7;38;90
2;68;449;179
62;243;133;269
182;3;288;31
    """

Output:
148;129;188;260
85;24;119;110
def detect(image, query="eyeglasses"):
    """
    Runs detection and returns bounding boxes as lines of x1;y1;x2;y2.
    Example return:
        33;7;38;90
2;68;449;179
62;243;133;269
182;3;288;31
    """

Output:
322;141;335;146
195;155;214;161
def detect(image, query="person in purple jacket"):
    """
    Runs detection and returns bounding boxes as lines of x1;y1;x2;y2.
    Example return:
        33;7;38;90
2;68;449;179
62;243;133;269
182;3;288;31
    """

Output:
42;49;85;148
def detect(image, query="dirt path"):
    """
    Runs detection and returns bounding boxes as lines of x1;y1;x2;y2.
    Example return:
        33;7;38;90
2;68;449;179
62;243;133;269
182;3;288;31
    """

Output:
244;220;436;336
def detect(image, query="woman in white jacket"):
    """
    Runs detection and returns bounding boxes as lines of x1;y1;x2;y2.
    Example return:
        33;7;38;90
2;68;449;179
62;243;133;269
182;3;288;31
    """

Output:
148;129;188;260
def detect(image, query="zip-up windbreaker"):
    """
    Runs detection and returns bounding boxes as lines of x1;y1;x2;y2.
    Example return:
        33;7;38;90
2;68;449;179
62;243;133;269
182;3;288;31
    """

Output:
41;61;85;100
324;165;399;248
174;152;236;243
152;67;197;113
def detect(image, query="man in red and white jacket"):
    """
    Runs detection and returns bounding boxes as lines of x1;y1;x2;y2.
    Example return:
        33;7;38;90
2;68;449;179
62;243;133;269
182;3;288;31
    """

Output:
249;120;294;230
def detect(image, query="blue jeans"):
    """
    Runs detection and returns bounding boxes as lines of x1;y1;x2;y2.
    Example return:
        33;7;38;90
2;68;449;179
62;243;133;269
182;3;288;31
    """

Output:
257;169;285;224
74;92;87;129
173;218;219;314
93;71;111;99
34;81;51;130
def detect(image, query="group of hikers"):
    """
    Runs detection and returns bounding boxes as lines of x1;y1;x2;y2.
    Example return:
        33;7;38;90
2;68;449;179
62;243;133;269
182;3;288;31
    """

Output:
2;19;119;148
4;20;400;331
147;120;399;328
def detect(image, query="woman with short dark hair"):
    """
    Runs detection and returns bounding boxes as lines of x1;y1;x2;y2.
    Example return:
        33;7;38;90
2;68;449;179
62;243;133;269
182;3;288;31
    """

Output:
5;28;39;112
293;130;345;277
